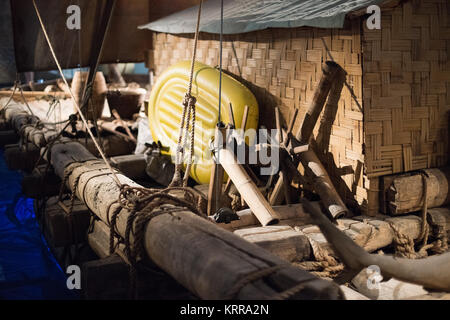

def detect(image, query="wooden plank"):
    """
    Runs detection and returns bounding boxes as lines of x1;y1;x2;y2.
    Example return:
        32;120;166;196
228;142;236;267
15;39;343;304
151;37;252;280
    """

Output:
234;225;311;262
110;154;147;180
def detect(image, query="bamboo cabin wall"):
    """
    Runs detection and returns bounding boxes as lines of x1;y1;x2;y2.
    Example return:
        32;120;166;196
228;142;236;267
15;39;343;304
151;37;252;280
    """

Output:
147;20;366;213
363;0;450;214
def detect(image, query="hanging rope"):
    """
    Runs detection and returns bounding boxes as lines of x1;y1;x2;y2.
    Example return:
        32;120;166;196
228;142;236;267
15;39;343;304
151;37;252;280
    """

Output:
218;0;224;124
31;0;121;187
32;0;209;299
170;0;203;187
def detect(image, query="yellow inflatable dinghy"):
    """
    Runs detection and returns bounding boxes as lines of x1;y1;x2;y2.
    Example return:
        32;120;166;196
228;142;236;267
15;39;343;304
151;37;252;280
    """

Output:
147;61;259;184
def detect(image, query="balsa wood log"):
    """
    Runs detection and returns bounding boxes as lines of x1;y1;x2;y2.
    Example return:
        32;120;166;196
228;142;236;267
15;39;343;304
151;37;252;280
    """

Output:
298;210;450;255
234;225;311;262
386;167;450;215
2;105;57;148
218;147;278;226
50;141;343;300
302;199;450;292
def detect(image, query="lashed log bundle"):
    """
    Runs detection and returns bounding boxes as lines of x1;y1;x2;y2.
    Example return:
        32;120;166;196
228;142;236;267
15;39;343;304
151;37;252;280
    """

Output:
2;104;58;148
50;141;343;299
303;199;450;292
386;167;450;215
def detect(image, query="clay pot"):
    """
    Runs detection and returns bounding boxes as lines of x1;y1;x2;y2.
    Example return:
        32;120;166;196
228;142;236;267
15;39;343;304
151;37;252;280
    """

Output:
106;87;146;119
71;71;107;121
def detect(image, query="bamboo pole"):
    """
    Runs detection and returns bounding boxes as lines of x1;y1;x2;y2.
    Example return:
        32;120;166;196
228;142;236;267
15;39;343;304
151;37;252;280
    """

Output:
218;147;279;226
300;148;348;218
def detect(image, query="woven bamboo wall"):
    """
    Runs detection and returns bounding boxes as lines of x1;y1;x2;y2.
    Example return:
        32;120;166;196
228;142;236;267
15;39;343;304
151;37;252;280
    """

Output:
147;21;366;211
363;0;450;214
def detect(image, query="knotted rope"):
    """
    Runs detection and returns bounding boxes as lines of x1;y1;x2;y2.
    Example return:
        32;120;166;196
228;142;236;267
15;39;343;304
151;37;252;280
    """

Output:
107;184;206;298
169;0;203;188
390;172;448;259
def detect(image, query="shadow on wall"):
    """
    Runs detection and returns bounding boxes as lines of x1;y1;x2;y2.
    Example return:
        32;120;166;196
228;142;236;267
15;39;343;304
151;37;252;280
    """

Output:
169;27;362;211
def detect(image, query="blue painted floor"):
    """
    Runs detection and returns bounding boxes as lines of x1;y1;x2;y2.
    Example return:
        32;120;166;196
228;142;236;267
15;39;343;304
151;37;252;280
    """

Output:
0;149;78;299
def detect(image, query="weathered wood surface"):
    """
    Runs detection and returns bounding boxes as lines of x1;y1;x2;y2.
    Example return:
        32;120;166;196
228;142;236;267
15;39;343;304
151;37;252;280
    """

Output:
297;209;450;254
44;196;91;247
299;148;349;218
109;153;147;180
234;225;311;262
302;199;450;292
218;147;278;226
50;141;344;300
1;103;59;148
386;167;450;215
80;134;135;157
217;202;318;231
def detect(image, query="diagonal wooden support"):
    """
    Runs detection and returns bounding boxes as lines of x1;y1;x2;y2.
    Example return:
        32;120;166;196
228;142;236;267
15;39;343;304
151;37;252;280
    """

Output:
270;62;347;215
224;105;249;196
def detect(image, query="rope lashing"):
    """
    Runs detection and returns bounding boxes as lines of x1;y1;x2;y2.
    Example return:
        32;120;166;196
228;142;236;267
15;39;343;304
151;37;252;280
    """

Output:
107;184;206;299
170;0;203;188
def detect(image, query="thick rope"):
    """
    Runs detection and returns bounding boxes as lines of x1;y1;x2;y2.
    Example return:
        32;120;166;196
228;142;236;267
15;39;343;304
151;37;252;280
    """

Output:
106;184;206;298
390;173;448;258
170;0;203;188
296;238;344;279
